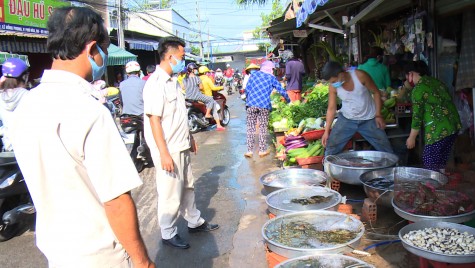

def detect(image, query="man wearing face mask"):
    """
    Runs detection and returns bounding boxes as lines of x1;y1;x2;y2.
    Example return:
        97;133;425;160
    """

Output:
358;46;391;92
321;61;393;156
143;37;219;249
9;7;154;268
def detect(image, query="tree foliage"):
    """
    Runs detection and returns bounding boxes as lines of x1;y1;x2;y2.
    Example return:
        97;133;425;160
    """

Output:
128;0;173;11
252;0;283;51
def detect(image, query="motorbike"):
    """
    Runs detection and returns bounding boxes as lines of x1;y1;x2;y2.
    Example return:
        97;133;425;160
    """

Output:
186;91;231;134
107;94;122;118
232;75;243;94
0;152;35;242
119;114;152;173
215;76;224;87
224;77;234;95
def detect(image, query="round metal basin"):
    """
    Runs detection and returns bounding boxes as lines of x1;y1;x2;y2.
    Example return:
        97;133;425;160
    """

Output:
325;151;399;185
259;169;329;195
262;211;365;258
359;167;447;207
266;186;341;216
275;254;374;268
399;221;475;263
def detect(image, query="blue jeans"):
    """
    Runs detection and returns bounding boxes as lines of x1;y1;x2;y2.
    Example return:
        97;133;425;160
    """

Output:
325;114;394;156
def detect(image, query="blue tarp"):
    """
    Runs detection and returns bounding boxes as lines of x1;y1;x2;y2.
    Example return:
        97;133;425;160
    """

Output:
296;0;330;28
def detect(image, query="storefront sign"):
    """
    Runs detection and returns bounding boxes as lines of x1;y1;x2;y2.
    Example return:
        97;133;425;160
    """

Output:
293;30;308;38
0;0;70;35
245;57;266;66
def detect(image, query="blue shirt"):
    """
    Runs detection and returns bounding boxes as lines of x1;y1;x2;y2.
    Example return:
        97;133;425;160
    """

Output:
246;71;289;110
119;76;145;115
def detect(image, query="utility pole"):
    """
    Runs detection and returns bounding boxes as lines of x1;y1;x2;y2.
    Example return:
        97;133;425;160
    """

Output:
207;27;210;60
117;0;125;48
196;1;204;59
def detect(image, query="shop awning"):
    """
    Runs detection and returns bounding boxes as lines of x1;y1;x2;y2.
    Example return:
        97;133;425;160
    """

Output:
126;37;159;51
0;39;47;53
0;52;29;66
107;44;137;66
296;0;330;27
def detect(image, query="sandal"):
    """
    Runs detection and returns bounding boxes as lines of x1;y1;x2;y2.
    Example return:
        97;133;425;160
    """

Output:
244;152;253;158
216;127;226;131
259;151;270;158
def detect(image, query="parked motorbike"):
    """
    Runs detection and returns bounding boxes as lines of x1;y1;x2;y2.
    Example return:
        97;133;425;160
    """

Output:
0;152;35;242
186;91;231;133
119;114;152;173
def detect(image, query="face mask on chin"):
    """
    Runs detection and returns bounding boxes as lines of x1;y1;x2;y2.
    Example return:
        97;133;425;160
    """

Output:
88;44;108;82
170;55;185;74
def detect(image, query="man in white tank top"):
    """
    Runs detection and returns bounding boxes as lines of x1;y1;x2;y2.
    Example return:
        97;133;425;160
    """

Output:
321;61;393;156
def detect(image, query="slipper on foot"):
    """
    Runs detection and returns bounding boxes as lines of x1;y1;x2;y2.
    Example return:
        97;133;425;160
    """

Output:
259;151;270;158
216;127;226;131
244;152;253;158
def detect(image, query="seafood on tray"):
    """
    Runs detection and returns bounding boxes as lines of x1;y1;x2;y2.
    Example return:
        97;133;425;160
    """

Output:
394;181;474;216
403;227;475;255
266;218;360;249
290;195;333;206
333;156;390;168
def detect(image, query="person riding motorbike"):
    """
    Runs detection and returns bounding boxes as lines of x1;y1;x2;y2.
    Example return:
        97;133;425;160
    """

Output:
224;64;234;92
214;68;224;86
184;63;225;131
0;58;30;151
199;66;224;97
120;61;145;116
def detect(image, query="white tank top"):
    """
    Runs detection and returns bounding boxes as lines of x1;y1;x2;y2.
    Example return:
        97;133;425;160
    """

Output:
336;70;375;120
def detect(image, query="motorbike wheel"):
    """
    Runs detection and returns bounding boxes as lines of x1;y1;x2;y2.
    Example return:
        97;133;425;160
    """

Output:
221;108;231;126
0;197;23;242
188;113;201;134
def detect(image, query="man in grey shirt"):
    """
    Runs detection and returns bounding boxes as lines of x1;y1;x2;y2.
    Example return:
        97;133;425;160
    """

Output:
120;61;146;115
285;51;305;102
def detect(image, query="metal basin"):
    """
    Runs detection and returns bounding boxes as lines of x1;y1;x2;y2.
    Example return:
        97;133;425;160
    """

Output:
262;211;365;258
266;186;341;216
359;167;447;207
399;221;475;263
275;254;374;268
325;151;399;185
259;169;329;194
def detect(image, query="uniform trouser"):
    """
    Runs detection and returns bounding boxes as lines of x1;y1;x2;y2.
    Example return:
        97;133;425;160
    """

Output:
246;107;269;153
325;114;394;156
150;149;205;239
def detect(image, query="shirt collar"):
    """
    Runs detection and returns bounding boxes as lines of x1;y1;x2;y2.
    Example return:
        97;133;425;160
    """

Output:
155;66;172;82
40;70;94;92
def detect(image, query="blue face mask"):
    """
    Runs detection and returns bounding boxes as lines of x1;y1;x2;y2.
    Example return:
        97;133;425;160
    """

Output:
331;80;345;88
88;45;108;81
170;55;185;74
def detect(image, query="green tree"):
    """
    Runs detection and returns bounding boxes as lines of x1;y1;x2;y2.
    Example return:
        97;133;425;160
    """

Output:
236;0;269;5
128;0;173;11
191;46;201;55
253;0;283;51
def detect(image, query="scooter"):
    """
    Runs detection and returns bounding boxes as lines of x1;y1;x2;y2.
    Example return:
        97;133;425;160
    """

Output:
107;94;122;118
224;77;234;95
0;152;35;242
186;91;231;133
215;76;224;87
119;114;152;173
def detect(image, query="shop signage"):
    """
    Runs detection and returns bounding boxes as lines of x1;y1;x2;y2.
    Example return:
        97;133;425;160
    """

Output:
293;30;308;38
245;57;266;66
0;0;70;35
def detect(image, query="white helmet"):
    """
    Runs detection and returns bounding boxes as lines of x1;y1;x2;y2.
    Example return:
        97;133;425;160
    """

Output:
226;64;230;68
125;61;141;73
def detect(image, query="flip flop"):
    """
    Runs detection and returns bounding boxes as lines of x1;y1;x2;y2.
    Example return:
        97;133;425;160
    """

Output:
205;115;213;119
216;127;226;131
259;151;270;158
244;152;253;158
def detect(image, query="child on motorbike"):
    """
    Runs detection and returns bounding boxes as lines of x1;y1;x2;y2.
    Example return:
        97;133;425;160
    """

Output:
0;58;30;151
185;64;225;131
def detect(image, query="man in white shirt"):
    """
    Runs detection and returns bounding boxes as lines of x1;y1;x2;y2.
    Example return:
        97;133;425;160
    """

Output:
143;37;219;249
9;7;154;268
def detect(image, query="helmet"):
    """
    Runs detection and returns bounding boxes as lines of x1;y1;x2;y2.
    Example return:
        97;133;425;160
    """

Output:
198;66;210;74
245;63;260;71
187;62;198;73
125;61;141;73
226;64;230;68
2;58;29;78
216;68;222;72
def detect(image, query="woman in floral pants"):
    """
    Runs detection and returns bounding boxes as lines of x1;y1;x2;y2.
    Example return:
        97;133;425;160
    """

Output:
244;61;289;158
404;61;461;172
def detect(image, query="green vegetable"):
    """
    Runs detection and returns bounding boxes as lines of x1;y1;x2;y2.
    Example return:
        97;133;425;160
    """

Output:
384;97;396;108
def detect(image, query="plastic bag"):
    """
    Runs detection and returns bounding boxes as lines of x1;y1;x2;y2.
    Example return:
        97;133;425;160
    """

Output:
455;92;473;134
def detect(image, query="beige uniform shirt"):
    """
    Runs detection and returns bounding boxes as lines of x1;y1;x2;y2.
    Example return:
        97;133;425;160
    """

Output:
143;67;190;155
10;70;142;267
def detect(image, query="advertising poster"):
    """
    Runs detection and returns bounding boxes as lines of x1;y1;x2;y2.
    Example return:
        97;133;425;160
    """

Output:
0;0;70;35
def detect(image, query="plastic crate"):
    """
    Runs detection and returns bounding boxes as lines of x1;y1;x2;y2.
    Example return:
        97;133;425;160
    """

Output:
396;103;412;114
